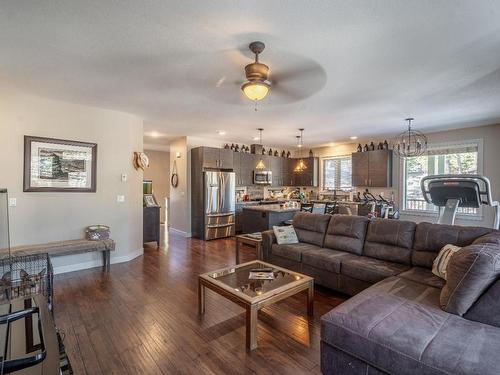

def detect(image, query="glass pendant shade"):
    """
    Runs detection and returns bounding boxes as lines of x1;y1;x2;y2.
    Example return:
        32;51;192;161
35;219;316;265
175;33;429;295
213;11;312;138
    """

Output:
255;159;266;170
241;81;270;101
294;159;307;172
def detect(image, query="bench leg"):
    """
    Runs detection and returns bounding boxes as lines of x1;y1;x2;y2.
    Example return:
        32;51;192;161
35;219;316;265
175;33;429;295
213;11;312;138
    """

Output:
102;250;111;271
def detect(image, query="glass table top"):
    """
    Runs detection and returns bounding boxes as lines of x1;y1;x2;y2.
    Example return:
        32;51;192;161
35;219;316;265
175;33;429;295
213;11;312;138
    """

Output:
206;261;307;299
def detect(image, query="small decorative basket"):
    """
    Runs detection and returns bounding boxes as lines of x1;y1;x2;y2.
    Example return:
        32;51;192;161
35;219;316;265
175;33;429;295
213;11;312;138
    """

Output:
86;225;110;241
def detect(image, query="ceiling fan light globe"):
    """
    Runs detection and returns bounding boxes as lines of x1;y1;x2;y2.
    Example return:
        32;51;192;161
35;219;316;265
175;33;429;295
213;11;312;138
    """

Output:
241;81;270;101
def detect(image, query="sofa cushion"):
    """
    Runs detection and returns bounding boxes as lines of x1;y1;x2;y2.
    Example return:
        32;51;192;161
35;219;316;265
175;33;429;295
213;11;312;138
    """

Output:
323;215;369;255
363;219;416;265
465;279;500;328
271;242;322;262
273;225;298;245
412;222;492;268
440;243;500;316
340;256;410;284
302;248;357;274
398;267;445;289
292;212;331;247
321;276;500;375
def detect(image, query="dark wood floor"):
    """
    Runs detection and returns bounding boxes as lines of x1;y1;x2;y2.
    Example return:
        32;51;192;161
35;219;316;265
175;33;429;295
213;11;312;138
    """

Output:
54;231;346;374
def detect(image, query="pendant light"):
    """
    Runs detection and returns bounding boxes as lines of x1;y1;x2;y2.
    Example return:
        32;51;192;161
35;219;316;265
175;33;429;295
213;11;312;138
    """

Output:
393;118;428;158
294;128;307;172
255;128;266;169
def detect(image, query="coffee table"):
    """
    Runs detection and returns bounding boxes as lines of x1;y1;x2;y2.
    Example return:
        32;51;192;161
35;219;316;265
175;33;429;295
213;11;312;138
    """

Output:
198;260;314;350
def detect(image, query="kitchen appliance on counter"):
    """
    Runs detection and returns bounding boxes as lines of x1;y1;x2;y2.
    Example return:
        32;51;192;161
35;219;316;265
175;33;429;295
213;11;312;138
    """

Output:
202;171;235;240
253;170;272;185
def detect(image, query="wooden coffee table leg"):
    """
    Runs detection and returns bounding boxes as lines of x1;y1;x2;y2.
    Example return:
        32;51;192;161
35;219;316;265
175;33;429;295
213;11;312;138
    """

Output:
236;239;240;264
198;280;205;315
307;281;314;317
246;305;258;350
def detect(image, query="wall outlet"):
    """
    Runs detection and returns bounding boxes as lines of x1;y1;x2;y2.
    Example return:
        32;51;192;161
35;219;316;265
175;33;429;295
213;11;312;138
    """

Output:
121;174;127;182
116;195;125;203
8;198;16;207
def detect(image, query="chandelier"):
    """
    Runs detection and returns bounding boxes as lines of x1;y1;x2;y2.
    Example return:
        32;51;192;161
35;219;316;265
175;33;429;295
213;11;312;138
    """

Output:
393;118;427;158
294;129;307;172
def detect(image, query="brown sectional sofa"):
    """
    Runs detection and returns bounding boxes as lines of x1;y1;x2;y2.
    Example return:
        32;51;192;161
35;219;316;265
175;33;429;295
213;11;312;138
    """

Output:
261;212;500;375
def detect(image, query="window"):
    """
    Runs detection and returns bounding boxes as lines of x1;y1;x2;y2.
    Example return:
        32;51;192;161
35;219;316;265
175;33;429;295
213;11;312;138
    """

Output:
403;142;480;215
323;156;352;190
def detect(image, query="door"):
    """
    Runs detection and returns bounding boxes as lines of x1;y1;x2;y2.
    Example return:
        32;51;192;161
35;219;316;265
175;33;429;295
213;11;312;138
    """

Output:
271;156;282;186
204;171;221;214
233;153;242;185
219;149;234;169
219;172;235;213
352;152;369;187
368;150;392;187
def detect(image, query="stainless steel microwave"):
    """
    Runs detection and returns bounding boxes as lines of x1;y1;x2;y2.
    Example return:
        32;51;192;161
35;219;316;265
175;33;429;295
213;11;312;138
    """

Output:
254;170;272;185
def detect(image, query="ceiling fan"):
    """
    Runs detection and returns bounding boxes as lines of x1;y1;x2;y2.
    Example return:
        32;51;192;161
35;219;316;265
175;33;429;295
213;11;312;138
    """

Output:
239;41;327;103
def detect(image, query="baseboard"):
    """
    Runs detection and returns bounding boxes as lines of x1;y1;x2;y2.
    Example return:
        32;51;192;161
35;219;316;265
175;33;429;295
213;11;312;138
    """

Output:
52;247;144;275
168;227;192;237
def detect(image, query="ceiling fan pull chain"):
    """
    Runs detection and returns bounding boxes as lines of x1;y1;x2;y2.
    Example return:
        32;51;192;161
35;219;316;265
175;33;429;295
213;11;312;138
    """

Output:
254;100;258;112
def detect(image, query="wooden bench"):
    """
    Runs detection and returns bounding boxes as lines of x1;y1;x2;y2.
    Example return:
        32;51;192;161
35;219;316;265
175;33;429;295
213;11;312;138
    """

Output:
10;239;115;270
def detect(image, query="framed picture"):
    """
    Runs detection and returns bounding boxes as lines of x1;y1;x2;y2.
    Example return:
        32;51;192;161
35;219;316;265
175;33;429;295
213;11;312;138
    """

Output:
23;136;97;192
143;194;159;207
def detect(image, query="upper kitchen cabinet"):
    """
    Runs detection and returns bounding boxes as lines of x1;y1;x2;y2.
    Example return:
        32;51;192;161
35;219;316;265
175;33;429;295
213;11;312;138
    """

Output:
194;146;234;169
270;156;283;186
351;150;393;187
287;157;319;187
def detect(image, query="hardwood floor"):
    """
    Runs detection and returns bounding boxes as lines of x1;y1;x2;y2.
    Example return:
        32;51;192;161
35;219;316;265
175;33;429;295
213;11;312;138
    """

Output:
54;231;346;374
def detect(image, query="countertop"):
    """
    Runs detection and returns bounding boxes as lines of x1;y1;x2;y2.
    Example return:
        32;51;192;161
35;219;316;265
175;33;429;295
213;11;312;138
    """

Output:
242;204;300;213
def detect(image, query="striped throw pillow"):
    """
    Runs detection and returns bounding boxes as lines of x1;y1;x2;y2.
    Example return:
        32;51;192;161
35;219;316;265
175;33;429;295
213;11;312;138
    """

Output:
432;244;462;280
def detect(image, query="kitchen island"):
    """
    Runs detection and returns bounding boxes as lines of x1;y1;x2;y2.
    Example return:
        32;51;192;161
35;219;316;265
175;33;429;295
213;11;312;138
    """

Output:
241;204;299;233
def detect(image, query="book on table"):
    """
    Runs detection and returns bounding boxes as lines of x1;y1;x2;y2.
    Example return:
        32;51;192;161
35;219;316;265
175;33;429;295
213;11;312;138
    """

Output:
248;268;274;280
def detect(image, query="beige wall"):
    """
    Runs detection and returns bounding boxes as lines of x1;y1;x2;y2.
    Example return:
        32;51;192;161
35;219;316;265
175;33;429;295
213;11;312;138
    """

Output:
169;137;189;234
143;150;170;223
0;91;144;273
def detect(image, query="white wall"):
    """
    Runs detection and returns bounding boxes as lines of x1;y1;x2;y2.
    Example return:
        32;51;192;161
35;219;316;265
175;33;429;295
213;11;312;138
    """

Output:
0;92;144;273
168;137;189;235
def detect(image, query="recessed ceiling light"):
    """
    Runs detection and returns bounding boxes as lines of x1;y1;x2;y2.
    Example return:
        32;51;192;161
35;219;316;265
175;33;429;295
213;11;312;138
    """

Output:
149;131;160;138
217;130;226;136
350;136;358;140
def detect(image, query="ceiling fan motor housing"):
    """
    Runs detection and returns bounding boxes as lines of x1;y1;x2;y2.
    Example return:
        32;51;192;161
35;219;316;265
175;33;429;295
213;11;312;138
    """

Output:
245;62;269;82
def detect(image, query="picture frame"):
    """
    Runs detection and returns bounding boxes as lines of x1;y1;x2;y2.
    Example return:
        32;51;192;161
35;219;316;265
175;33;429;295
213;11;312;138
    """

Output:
23;136;97;192
143;194;159;207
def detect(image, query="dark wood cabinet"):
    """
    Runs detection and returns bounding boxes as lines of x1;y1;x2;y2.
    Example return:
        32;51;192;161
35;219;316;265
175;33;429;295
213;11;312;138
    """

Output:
199;147;233;169
270;156;283;186
351;150;392;187
352;152;369;187
144;206;160;246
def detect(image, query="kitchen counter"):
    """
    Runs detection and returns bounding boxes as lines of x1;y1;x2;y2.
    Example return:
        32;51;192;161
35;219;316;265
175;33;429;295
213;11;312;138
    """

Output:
241;205;298;233
242;204;299;213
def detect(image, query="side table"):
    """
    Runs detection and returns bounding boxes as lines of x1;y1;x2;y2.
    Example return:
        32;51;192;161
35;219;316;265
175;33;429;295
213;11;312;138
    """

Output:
235;234;262;264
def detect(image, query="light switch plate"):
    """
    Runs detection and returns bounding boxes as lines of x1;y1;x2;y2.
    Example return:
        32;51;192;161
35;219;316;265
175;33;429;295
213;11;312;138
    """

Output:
121;174;127;182
8;198;16;207
116;195;125;203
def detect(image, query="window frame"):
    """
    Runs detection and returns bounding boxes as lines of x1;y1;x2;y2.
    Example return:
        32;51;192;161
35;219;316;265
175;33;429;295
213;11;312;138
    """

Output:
399;138;484;221
321;154;353;191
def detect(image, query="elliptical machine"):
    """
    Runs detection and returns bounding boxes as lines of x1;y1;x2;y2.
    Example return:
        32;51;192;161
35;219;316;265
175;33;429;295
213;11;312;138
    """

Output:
420;174;499;229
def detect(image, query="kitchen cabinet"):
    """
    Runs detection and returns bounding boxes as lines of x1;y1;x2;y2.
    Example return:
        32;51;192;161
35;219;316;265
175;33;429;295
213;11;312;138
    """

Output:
271;156;283;186
197;146;234;169
286;157;319;187
351;150;393;187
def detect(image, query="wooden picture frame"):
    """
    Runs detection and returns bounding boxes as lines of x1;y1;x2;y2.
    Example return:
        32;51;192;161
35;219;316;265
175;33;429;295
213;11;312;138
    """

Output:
23;136;97;192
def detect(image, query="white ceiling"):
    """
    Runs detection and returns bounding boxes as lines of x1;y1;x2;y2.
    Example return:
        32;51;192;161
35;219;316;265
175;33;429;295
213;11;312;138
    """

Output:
1;1;500;147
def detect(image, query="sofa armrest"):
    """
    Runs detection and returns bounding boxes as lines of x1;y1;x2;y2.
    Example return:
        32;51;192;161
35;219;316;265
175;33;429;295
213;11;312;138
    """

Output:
261;230;276;261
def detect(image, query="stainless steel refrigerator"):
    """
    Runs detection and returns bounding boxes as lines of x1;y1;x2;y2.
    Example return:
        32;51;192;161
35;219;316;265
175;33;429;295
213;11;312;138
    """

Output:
203;171;235;240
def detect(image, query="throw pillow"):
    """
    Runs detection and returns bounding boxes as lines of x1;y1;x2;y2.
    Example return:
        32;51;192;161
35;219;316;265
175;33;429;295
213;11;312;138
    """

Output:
432;244;461;280
273;225;298;245
440;243;500;316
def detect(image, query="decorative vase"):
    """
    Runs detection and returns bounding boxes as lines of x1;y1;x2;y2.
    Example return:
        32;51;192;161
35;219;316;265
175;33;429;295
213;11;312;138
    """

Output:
309;149;313;157
369;142;375;151
383;140;389;150
363;144;369;152
357;144;362;152
268;148;273;156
